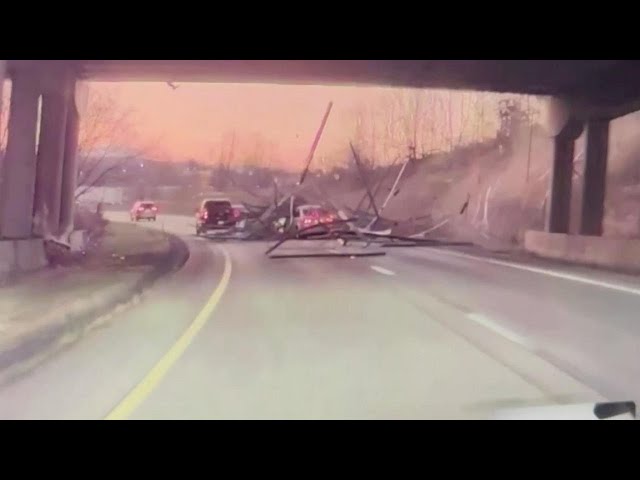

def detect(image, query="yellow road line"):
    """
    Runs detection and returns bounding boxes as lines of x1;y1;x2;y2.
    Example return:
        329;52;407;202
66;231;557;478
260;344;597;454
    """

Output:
104;247;232;420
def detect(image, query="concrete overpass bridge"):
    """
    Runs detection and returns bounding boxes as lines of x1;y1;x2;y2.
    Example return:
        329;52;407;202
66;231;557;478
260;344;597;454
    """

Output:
2;60;640;274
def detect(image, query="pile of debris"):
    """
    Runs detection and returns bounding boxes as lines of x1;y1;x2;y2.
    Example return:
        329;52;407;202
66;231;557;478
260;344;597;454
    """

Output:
211;101;472;258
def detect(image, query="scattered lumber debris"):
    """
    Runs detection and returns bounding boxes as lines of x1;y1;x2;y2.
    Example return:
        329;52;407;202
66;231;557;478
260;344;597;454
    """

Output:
265;218;356;256
269;251;385;259
204;113;476;257
349;142;381;220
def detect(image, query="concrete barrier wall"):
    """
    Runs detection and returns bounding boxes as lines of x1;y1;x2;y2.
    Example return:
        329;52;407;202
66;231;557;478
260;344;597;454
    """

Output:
525;230;640;271
0;239;48;279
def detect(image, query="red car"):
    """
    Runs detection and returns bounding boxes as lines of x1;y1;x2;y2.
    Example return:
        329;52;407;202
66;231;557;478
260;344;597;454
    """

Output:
130;200;158;222
293;205;339;235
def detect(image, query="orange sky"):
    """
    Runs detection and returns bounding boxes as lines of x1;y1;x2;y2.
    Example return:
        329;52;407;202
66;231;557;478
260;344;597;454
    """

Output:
4;79;525;171
87;81;394;169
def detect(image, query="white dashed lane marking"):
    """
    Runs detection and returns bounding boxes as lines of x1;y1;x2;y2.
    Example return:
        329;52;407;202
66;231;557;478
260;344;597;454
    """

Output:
370;265;396;276
465;312;531;349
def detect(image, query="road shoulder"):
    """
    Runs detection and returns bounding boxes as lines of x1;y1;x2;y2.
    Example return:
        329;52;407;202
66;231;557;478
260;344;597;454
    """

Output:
0;222;189;383
0;237;224;419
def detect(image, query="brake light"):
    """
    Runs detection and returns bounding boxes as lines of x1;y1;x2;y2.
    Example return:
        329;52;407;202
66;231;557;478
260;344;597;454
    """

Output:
202;210;208;220
152;206;158;211
232;208;240;218
137;207;144;212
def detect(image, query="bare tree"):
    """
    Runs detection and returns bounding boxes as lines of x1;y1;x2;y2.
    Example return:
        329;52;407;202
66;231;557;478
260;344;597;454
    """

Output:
74;89;153;200
353;88;520;163
381;93;396;165
209;130;274;202
209;131;234;189
351;104;368;160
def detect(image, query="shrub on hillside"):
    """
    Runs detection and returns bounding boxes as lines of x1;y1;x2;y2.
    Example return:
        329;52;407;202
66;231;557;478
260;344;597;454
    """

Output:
74;205;107;236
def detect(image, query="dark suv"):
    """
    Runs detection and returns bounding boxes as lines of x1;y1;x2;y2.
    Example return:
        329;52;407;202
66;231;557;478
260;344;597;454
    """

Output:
195;198;239;235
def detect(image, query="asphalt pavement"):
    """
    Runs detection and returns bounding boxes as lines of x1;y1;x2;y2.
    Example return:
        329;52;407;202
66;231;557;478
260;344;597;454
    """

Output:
1;212;639;419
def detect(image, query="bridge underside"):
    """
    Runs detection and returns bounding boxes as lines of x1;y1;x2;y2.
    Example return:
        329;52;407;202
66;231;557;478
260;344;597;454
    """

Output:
8;60;640;119
3;59;637;92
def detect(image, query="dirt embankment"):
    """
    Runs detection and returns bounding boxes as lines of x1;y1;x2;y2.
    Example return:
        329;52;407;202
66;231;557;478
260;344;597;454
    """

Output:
312;116;640;248
298;128;554;249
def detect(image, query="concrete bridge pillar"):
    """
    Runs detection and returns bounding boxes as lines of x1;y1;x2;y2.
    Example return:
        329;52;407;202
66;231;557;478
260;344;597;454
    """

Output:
544;98;584;233
58;81;80;236
33;73;73;236
0;72;41;239
0;60;6;130
0;60;5;183
580;118;610;236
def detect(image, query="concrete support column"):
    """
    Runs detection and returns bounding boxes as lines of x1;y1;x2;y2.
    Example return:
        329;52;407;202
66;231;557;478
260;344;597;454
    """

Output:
0;60;6;187
58;81;79;236
33;74;72;236
580;119;610;236
546;135;575;233
0;60;6;127
0;73;40;239
545;117;583;234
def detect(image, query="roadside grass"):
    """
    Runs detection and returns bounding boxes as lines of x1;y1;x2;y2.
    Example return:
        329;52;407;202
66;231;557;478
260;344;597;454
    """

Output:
84;221;170;269
0;221;182;377
99;222;170;257
2;221;171;329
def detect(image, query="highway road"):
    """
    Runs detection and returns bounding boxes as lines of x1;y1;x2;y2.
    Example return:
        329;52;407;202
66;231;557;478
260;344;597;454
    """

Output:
2;212;640;419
